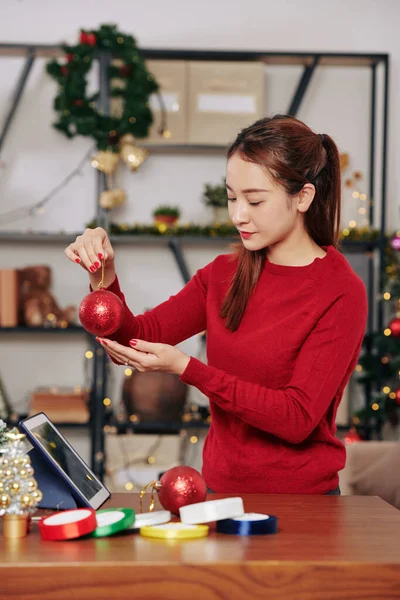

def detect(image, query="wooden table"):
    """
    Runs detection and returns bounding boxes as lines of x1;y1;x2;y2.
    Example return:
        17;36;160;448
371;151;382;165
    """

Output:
1;493;400;599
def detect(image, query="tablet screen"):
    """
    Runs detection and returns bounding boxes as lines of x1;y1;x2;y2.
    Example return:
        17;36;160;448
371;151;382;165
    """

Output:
29;420;102;501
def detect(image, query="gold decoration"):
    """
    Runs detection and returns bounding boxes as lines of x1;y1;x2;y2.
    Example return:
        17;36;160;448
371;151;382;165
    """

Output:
19;494;33;508
3;513;29;539
0;429;42;538
119;134;149;171
0;493;11;508
26;478;38;492
91;151;120;175
31;489;43;503
18;468;29;479
339;152;349;172
9;481;21;495
99;188;127;210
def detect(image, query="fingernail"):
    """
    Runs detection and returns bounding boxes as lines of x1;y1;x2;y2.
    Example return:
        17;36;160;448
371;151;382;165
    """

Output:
98;253;104;260
89;266;95;272
129;340;137;347
75;258;81;264
101;340;108;346
94;261;100;268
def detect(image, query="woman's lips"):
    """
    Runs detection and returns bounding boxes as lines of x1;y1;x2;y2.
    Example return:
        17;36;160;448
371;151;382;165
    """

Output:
239;231;255;239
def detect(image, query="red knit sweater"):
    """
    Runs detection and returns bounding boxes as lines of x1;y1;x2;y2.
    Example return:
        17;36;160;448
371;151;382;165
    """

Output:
106;245;367;494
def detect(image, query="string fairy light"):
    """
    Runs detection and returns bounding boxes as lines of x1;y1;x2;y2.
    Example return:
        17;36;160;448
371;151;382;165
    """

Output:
0;147;93;226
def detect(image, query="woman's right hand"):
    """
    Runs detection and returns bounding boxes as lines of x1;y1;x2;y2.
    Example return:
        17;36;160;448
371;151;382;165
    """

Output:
64;227;116;287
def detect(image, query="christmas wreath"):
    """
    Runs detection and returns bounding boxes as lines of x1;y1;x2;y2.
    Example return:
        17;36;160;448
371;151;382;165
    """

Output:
46;24;165;152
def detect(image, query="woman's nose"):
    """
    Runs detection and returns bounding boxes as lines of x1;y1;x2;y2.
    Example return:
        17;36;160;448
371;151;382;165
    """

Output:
231;201;250;226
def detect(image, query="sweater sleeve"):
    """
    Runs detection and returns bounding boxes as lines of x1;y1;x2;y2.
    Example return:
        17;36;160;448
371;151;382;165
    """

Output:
99;260;213;349
180;286;367;444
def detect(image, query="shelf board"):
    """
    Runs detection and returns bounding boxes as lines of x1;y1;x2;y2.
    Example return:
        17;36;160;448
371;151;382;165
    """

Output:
0;232;77;243
0;232;382;251
109;420;210;433
0;325;86;334
0;44;388;67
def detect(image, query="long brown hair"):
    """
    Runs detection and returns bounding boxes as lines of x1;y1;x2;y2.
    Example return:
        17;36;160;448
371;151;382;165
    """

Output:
220;114;342;331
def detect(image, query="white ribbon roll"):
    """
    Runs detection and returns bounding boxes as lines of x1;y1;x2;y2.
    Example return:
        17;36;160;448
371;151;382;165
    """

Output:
179;497;244;524
129;510;171;530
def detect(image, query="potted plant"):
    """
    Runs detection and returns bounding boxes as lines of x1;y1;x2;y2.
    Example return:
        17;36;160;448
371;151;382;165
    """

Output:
203;179;230;223
152;205;181;227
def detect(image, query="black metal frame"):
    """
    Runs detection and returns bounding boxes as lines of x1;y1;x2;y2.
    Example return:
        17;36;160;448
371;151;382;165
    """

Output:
0;43;390;477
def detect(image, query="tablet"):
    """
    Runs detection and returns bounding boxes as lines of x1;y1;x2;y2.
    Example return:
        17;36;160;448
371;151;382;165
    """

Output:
19;412;110;510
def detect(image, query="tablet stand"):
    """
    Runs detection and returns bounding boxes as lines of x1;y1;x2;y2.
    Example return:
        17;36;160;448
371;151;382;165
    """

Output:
29;445;79;510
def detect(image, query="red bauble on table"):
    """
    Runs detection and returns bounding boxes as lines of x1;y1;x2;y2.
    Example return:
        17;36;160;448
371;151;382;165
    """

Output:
141;466;207;516
78;288;124;336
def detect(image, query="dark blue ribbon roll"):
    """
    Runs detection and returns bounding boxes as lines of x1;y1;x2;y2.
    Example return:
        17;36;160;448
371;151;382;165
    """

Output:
216;513;278;535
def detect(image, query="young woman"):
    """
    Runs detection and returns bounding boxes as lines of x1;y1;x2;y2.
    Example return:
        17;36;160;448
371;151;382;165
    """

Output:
65;115;367;495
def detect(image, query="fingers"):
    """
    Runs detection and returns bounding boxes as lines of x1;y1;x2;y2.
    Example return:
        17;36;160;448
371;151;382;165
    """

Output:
64;227;113;271
97;338;155;371
64;244;82;265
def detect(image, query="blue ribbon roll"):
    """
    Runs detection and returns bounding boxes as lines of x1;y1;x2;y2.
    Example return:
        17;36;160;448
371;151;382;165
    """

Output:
216;512;278;535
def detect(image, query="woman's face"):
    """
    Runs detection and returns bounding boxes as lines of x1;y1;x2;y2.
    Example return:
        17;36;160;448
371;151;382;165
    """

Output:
226;153;303;251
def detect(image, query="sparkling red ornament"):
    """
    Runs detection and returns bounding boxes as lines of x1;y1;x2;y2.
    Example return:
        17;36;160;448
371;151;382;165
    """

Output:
86;33;97;46
155;466;207;516
74;99;83;107
60;66;69;76
78;289;124;336
66;53;74;62
79;31;96;45
389;317;400;338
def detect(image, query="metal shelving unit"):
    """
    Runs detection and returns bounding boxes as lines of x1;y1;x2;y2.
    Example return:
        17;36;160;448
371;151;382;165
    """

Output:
0;42;390;478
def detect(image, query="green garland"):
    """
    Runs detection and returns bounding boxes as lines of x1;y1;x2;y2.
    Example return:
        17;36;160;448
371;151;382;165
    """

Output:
88;221;386;241
46;24;160;151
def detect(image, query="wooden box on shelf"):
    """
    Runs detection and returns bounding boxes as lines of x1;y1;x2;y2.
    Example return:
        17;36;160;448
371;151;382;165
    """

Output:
187;60;265;145
142;59;188;145
28;386;90;424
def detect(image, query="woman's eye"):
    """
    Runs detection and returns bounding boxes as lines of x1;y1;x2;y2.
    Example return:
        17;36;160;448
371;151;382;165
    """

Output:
227;197;236;202
249;201;261;206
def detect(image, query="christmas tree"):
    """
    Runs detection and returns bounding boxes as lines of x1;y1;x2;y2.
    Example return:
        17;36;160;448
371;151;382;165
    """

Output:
0;428;42;537
355;233;400;435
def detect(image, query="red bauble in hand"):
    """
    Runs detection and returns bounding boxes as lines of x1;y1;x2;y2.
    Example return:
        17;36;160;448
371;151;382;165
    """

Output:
142;466;207;516
78;288;124;336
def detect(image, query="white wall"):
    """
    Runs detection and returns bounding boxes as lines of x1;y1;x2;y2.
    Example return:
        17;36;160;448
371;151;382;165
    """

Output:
0;0;398;465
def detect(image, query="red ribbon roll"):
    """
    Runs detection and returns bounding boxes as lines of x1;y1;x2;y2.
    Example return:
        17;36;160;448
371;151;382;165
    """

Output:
39;508;97;541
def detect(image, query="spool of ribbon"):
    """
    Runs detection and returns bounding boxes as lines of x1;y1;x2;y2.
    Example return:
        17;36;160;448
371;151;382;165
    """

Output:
179;497;244;524
216;512;278;535
128;510;171;530
91;508;135;538
39;508;97;541
140;522;209;540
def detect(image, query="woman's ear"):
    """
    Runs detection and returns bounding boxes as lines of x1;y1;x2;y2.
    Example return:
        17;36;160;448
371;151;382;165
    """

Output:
296;183;316;213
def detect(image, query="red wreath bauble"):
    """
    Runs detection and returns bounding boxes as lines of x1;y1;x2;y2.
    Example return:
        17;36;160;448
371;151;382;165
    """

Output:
389;317;400;338
78;289;124;336
150;466;207;516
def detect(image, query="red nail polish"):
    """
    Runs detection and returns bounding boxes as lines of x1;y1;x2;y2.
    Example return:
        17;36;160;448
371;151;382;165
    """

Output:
75;258;81;263
94;261;100;268
98;253;104;260
101;340;108;346
129;340;137;346
89;266;95;272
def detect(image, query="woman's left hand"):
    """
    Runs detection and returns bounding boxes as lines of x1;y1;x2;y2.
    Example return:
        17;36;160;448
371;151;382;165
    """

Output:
96;337;191;376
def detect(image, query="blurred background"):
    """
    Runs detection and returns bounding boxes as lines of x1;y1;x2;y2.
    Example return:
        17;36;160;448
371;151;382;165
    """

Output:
0;0;399;509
